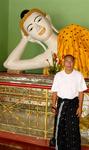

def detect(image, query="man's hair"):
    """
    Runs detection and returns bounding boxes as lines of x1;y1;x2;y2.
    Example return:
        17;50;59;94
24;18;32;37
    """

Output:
64;54;75;61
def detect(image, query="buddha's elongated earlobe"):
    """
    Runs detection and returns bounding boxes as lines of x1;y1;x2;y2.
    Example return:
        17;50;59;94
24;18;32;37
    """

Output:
29;38;47;51
51;24;59;33
46;14;59;33
34;40;47;51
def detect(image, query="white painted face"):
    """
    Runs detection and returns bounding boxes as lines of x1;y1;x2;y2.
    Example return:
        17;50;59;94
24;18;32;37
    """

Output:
23;12;53;41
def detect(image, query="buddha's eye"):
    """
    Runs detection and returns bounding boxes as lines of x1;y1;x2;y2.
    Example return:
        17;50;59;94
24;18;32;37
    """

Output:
37;18;42;22
35;16;42;23
27;27;33;32
29;27;33;31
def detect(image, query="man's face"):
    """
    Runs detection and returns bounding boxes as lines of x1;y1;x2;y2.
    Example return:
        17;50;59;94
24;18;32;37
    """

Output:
23;12;53;41
64;56;74;71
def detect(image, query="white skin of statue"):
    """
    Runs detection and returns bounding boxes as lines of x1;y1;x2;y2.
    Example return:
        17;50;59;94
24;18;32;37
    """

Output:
4;10;58;70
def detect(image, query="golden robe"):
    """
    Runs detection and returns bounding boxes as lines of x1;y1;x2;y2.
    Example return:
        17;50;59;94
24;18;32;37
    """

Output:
57;24;89;77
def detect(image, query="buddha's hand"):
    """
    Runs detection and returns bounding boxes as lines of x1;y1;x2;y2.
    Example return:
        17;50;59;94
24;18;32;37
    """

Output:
21;30;32;42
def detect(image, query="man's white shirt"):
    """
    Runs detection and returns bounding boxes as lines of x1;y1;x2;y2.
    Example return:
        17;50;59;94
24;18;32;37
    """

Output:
51;70;87;99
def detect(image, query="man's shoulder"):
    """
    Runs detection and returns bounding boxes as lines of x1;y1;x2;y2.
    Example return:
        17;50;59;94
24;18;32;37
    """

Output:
73;69;83;78
73;69;81;74
55;70;64;77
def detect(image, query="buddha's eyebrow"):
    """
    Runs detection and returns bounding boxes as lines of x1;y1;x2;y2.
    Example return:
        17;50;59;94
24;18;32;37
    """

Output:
34;15;41;22
27;23;32;29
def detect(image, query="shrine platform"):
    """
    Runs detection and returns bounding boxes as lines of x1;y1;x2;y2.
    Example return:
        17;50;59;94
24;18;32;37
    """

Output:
0;72;89;149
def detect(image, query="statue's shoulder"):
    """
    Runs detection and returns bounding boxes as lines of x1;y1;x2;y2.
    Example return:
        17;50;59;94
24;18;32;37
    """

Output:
58;24;89;36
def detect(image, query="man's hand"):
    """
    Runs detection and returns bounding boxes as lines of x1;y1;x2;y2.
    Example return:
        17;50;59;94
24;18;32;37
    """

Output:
76;107;82;117
51;106;57;114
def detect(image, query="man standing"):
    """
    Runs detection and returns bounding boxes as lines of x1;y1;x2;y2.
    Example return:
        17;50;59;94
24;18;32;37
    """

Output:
51;54;87;150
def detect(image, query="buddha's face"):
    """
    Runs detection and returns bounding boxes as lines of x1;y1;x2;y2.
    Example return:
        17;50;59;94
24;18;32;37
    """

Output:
23;12;53;41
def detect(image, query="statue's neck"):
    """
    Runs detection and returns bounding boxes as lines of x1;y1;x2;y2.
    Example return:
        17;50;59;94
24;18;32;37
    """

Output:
44;33;58;52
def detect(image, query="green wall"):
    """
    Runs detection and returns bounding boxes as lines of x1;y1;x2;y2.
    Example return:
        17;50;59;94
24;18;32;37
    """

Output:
0;0;8;71
1;0;89;73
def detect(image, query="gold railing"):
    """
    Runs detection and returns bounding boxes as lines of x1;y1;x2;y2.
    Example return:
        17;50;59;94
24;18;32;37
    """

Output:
0;82;54;139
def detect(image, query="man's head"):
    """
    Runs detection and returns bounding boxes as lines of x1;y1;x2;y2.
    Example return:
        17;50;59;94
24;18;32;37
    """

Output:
63;54;75;73
19;8;53;42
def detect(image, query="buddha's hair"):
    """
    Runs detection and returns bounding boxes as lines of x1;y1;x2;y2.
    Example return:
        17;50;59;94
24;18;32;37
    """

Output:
20;10;29;19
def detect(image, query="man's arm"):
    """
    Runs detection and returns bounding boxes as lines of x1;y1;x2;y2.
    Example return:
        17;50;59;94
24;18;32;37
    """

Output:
76;91;84;117
51;92;57;113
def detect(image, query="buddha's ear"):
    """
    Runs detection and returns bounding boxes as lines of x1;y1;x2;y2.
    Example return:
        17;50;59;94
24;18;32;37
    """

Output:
46;14;52;23
46;14;59;33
